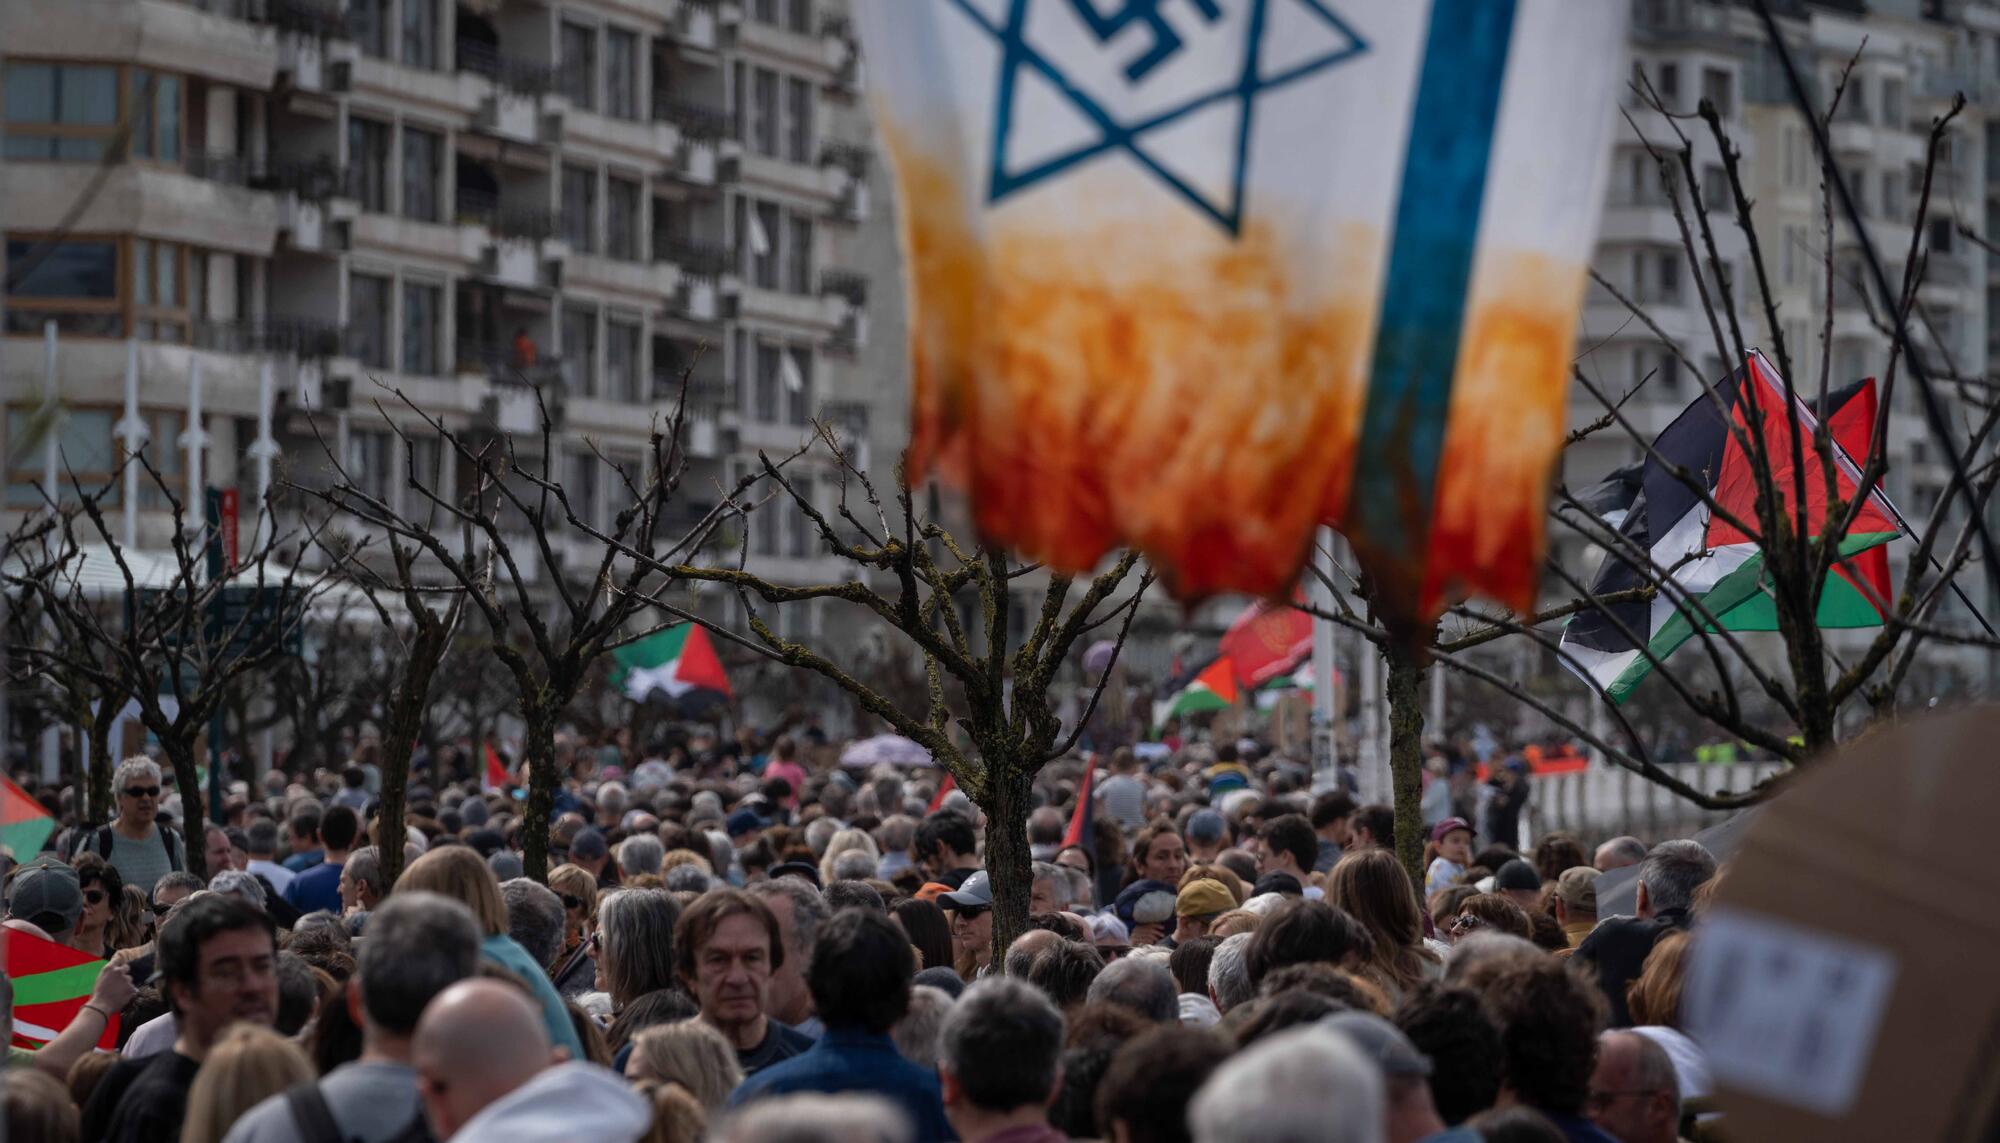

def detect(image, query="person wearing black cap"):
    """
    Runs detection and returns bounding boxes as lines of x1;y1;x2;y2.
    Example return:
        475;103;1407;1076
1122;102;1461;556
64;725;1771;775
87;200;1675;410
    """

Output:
6;856;85;938
1493;859;1543;914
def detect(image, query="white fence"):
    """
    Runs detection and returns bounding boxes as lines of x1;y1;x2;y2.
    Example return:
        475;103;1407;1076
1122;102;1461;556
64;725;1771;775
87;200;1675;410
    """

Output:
1523;761;1784;844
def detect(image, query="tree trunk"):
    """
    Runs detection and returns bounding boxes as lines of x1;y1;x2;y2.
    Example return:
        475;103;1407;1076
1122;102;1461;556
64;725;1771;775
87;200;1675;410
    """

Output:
162;736;209;880
521;709;557;882
981;760;1036;973
1384;641;1429;891
85;696;115;828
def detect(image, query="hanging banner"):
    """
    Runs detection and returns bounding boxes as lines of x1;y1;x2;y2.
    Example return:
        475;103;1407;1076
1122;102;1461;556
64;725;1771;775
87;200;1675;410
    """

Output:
858;0;1627;627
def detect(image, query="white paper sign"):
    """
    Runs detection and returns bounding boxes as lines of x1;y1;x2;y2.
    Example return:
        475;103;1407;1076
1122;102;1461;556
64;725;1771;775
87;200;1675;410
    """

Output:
1684;906;1898;1117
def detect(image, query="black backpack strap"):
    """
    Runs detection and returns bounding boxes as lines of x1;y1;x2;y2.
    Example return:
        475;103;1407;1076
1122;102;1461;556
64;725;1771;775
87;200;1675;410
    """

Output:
95;826;116;859
163;826;184;872
284;1081;346;1143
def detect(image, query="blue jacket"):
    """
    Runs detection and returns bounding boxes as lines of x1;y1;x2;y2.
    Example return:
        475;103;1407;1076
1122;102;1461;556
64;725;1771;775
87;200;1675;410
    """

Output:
283;859;344;916
730;1027;956;1143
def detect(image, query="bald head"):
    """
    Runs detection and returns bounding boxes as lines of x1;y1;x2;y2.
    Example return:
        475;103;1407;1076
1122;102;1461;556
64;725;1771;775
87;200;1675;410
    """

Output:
1004;928;1063;980
413;980;554;1138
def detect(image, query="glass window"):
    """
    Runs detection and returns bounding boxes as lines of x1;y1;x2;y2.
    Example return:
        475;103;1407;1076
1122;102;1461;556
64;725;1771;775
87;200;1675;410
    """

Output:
348;428;392;500
786;347;812;426
8;409;116;507
349;273;392;368
562;22;597;110
787;475;814;557
403;282;440;375
786;215;813;295
1700;67;1733;119
402;0;437;69
607;28;639;120
4;63;117;160
136;410;186;509
402;126;441;222
754;341;780;422
605;319;640;402
786;76;813;163
607;176;640;261
787;0;813;34
565;449;601;530
562;165;597;252
351;0;389;58
6;239;117;298
563;304;597;393
133;241;154;306
753;69;778;156
154;75;179;162
348;117;391;211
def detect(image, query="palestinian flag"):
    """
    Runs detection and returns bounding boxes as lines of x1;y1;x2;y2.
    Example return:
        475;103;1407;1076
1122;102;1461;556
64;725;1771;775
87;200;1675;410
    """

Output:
1561;353;1902;702
1153;656;1241;728
1062;755;1096;848
5;927;118;1051
1;777;54;859
611;626;732;705
482;743;509;792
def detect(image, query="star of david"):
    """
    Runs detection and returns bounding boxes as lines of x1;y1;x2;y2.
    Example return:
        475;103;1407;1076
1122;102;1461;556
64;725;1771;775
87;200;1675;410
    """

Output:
949;0;1369;235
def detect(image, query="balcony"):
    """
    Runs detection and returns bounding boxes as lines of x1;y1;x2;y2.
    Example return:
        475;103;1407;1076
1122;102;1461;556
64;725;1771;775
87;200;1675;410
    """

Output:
193;316;345;358
456;341;564;388
655;98;735;143
455;188;559;243
820;267;868;308
457;38;566;97
659;238;734;282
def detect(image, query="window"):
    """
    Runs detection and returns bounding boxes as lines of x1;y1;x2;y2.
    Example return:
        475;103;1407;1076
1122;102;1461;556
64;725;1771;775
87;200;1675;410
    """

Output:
409;435;443;499
131;238;187;343
1700;163;1727;210
7;409;114;507
563;304;598;393
787;475;815;557
607;175;640;261
562;164;597;252
1844;165;1868;216
1783;224;1806;287
3;64;118;160
787;0;813;34
1836;73;1869;123
753;202;780;288
1657;62;1680;104
565;449;602;531
786;214;813;294
1882;169;1906;222
402;0;437;69
348;117;391;212
1930;216;1956;254
1783;124;1805;189
605;319;640;402
753;0;779;24
135;410;187;509
1883;77;1905;128
754;340;781;422
752;68;779;156
5;237;120;336
607;28;639;120
348;428;393;500
1700;66;1733;119
349;273;392;368
786;347;812;425
786;76;813;163
351;0;390;58
1632;346;1678;396
1637;249;1679;304
401;126;441;222
129;70;181;163
403;282;440;374
562;22;597;110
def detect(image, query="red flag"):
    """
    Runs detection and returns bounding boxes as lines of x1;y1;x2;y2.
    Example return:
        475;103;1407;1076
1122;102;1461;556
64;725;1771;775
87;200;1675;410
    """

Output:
927;772;957;813
5;927;118;1051
1219;596;1313;686
483;744;509;792
1062;756;1097;849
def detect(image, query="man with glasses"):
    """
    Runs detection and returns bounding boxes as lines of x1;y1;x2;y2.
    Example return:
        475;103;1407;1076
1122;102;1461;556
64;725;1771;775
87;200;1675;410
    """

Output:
1586;1031;1684;1143
76;758;187;890
82;894;279;1143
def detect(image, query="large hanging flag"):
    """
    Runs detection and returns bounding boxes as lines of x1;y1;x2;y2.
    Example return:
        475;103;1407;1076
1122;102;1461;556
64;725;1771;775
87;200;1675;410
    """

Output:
611;626;733;704
5;927;118;1051
1560;355;1903;702
1154;656;1241;727
1219;596;1312;686
857;1;1628;628
1;776;55;859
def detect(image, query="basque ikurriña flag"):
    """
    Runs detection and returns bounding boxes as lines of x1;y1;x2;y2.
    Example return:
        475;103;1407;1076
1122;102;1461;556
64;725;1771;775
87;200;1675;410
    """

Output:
5;926;118;1052
1559;353;1904;703
856;1;1628;627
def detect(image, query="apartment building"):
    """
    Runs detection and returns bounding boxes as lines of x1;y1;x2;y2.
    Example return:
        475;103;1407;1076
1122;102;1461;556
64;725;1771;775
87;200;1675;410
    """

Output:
1;0;894;651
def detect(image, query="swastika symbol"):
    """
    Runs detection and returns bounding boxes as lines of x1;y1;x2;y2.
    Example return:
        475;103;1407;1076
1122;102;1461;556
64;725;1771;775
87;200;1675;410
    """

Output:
1066;0;1224;82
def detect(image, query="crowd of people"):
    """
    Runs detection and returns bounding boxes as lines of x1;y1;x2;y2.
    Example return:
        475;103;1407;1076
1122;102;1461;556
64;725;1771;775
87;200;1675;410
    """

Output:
0;734;1726;1143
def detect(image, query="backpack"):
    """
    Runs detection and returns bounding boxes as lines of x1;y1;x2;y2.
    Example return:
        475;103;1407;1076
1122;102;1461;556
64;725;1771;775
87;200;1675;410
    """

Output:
284;1082;437;1143
81;824;186;872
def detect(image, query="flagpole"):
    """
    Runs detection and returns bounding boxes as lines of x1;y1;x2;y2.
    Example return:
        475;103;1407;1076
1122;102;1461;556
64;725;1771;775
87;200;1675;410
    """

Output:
1309;528;1340;783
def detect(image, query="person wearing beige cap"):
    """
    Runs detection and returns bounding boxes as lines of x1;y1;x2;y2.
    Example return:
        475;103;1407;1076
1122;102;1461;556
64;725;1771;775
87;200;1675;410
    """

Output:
1553;867;1599;953
1174;878;1237;943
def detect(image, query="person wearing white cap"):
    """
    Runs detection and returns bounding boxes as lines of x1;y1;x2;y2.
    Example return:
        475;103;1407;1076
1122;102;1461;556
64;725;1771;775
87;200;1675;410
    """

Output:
939;870;994;978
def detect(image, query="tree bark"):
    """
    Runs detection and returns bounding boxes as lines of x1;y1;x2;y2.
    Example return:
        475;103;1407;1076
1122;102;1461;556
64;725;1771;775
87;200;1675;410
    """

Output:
85;697;114;828
1385;641;1429;891
521;709;557;882
982;760;1036;973
162;737;208;880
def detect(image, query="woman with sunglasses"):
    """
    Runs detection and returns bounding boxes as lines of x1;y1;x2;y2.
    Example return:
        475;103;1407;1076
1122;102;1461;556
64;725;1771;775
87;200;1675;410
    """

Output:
65;853;125;958
547;863;600;996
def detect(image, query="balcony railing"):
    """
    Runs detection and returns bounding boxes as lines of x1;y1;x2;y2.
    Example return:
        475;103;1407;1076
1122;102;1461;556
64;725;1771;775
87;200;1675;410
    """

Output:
819;140;871;179
654;98;735;142
193;316;346;357
659;238;734;281
456;341;565;386
457;38;567;96
820;267;868;307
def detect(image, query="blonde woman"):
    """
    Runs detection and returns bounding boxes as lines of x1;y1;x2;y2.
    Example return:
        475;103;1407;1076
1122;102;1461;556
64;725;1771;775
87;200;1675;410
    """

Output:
181;1024;314;1143
625;1020;743;1114
633;1079;708;1143
547;863;601;996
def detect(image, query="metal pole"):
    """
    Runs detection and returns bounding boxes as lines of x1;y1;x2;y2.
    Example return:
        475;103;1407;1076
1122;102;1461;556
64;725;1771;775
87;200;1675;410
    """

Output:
1309;528;1339;783
1357;634;1383;802
40;321;58;501
250;358;278;552
117;339;146;549
182;357;207;537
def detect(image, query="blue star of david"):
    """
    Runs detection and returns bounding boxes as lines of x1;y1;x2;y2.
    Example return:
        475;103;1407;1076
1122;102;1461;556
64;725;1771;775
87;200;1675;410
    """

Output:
948;0;1369;235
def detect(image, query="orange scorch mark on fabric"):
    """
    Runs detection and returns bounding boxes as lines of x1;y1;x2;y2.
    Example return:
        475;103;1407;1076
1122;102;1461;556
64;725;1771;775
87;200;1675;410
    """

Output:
1419;251;1586;618
889;142;1380;598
